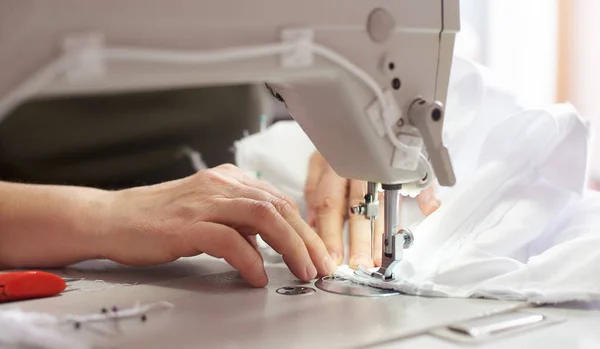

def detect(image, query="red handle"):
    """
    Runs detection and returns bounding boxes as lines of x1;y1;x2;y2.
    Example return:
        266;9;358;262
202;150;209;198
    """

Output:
0;271;66;302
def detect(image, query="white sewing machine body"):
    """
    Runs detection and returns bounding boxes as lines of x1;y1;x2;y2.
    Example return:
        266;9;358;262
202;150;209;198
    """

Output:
0;0;457;187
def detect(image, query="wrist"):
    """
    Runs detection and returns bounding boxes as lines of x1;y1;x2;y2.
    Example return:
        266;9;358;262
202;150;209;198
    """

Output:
70;188;116;261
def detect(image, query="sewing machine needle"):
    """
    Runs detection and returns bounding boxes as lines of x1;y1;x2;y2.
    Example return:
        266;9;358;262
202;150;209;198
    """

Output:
370;217;375;260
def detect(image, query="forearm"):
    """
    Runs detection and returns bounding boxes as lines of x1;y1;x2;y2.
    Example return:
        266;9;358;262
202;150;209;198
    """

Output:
0;181;110;269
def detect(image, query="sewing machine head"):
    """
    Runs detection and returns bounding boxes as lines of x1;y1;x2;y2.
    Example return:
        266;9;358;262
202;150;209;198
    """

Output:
263;1;460;279
0;0;459;280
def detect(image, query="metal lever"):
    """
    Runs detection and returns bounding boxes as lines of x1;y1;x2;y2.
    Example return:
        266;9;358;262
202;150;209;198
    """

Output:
408;98;456;187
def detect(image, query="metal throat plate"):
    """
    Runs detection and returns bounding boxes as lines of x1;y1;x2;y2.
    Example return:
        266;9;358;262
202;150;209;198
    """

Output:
314;276;400;297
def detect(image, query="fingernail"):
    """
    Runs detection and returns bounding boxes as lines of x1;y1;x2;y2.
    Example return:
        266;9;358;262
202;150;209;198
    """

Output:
305;263;318;280
329;252;343;267
258;270;269;287
350;256;373;269
427;200;441;215
323;256;336;274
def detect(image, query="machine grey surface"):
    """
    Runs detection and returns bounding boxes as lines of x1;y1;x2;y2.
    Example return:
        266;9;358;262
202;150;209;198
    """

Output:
4;262;527;349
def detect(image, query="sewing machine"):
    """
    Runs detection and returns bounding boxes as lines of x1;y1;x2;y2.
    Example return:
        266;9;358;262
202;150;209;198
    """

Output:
0;0;458;282
264;0;458;280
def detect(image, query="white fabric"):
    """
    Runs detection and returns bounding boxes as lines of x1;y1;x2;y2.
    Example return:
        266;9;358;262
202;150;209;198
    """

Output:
0;309;89;349
235;56;600;303
0;302;173;349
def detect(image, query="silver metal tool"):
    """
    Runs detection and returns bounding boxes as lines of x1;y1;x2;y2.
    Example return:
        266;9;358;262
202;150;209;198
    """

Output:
447;312;546;337
431;311;565;344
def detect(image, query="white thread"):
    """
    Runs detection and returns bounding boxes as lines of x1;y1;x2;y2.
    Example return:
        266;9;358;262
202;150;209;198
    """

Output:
105;43;294;65
181;146;208;171
63;279;137;293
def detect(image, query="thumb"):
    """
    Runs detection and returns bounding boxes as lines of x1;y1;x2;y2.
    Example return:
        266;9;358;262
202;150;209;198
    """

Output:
417;186;441;216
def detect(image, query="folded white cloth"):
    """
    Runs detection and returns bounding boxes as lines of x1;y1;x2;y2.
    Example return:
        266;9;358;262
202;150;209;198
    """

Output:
235;56;600;303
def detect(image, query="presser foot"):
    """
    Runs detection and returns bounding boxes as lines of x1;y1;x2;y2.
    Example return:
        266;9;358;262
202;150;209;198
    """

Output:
354;228;414;281
314;275;400;297
354;261;400;281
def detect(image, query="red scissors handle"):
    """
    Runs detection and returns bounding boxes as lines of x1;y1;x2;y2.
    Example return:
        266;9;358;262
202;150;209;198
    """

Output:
0;271;66;302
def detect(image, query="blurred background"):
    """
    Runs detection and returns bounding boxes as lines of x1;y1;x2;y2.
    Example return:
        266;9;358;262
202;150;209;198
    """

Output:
457;0;600;188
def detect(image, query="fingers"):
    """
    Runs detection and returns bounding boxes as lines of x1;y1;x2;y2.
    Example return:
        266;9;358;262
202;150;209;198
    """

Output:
314;167;348;265
305;152;326;227
185;222;267;287
235;159;336;276
237;186;335;276
208;163;335;277
264;201;335;277
417;186;441;216
347;180;373;269
208;197;331;281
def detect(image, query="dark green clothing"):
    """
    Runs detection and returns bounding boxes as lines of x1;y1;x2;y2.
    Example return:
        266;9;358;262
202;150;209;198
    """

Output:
0;86;262;189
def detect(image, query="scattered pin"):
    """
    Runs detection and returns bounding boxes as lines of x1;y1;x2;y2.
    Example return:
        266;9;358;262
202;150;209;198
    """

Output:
64;301;173;329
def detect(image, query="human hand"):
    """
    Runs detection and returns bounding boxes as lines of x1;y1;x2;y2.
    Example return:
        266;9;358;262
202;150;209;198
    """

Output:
99;164;336;287
304;151;440;269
